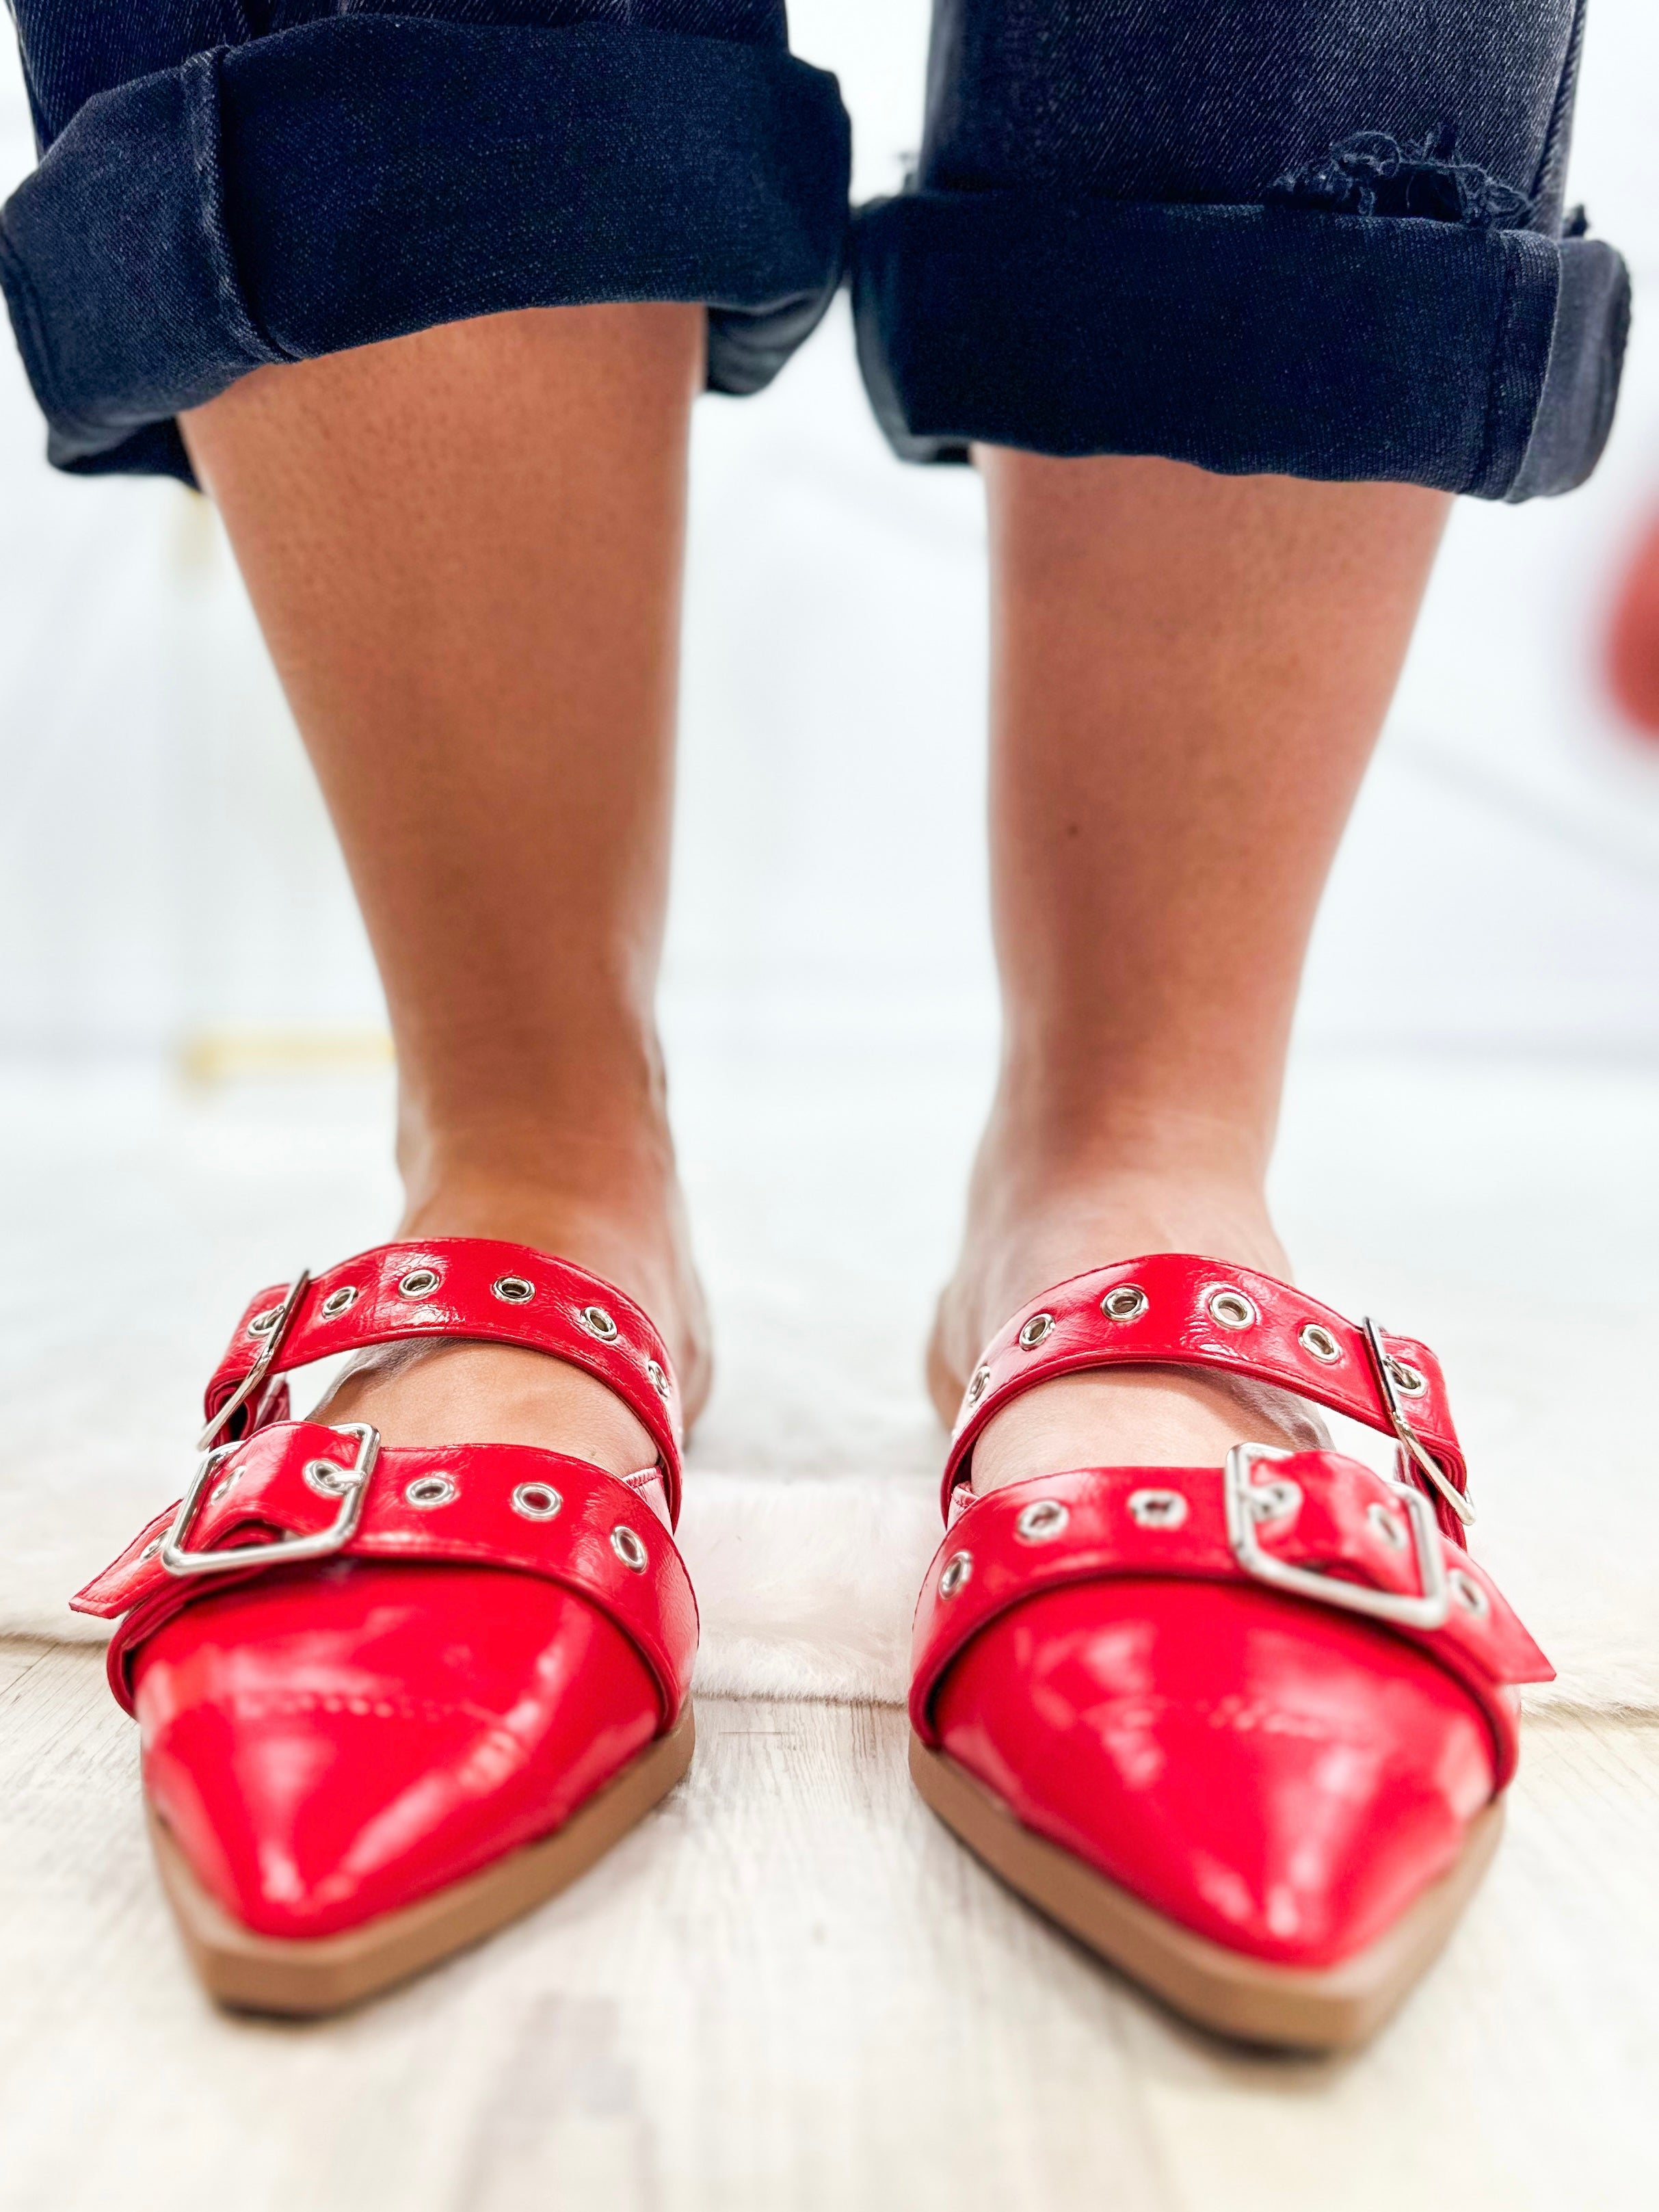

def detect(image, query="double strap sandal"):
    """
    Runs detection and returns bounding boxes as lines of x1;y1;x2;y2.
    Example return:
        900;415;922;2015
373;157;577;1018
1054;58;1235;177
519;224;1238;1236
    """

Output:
911;1253;1552;2051
72;1238;698;2016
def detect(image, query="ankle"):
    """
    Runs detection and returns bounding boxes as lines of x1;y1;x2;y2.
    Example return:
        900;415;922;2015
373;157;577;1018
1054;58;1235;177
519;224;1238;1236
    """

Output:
388;1112;711;1419
955;1153;1288;1335
985;1044;1281;1186
394;1020;678;1228
315;1118;704;1471
932;1115;1288;1420
936;1138;1316;1490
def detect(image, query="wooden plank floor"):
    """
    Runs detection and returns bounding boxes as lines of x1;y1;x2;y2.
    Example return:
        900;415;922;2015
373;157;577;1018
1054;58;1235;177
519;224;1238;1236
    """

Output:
2;1642;1654;2212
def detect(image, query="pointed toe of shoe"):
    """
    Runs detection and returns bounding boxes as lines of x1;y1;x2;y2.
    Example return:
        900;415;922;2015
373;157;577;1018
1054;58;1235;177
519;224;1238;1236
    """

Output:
132;1559;659;1940
933;1578;1496;1969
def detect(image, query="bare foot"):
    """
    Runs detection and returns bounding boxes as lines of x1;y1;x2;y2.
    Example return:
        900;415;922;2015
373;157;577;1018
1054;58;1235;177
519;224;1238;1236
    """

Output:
310;1148;711;1479
928;1141;1325;1494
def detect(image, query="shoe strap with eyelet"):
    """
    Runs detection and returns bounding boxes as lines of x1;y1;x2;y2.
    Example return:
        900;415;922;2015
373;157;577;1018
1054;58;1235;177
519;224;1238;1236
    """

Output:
203;1239;685;1524
911;1458;1552;1789
943;1254;1468;1536
70;1421;698;1728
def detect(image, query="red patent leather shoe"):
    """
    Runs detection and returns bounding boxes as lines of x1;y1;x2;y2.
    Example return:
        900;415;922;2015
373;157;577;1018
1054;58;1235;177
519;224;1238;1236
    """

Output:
73;1239;698;2014
910;1254;1552;2049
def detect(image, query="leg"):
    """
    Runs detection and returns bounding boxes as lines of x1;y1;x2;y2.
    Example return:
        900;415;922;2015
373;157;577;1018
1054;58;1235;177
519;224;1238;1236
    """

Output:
8;0;853;2003
910;459;1522;2048
872;0;1591;2050
930;454;1449;1482
183;303;708;1472
98;308;711;1988
872;0;1614;1472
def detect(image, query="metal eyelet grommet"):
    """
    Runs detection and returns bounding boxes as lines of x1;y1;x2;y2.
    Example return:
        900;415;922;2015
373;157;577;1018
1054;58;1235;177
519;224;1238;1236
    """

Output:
1299;1322;1342;1365
1386;1355;1429;1397
1206;1288;1258;1332
511;1482;562;1521
247;1306;283;1338
1450;1568;1489;1618
1126;1488;1189;1530
1366;1501;1409;1553
938;1551;973;1598
611;1525;649;1572
1017;1313;1055;1352
645;1359;671;1399
1015;1499;1070;1544
140;1536;164;1562
1245;1477;1303;1524
304;1459;355;1499
319;1285;358;1320
210;1468;241;1504
1101;1285;1149;1323
965;1366;992;1408
404;1474;457;1509
492;1276;534;1304
579;1306;620;1343
397;1267;440;1302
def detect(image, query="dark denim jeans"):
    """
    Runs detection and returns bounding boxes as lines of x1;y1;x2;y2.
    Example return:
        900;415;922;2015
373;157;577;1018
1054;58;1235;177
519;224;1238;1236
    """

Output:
0;1;1630;498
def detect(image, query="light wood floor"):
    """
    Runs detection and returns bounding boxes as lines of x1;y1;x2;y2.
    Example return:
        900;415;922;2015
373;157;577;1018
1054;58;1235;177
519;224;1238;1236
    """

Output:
2;1057;1656;2205
2;1640;1653;2212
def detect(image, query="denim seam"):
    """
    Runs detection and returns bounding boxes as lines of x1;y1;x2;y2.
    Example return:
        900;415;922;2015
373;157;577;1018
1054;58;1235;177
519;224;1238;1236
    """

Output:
1470;231;1522;496
182;48;293;367
1478;231;1560;498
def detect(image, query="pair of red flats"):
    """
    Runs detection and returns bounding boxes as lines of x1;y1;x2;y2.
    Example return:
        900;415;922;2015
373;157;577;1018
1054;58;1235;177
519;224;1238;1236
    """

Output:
77;1236;1550;2046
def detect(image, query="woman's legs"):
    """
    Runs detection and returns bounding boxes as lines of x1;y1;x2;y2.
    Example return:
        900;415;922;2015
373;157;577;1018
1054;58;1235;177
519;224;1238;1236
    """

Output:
875;0;1604;1481
931;453;1450;1487
187;303;1448;1496
183;302;707;1471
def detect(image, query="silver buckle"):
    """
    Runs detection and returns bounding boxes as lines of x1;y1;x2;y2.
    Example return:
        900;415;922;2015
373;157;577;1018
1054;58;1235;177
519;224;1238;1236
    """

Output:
1359;1315;1475;1527
1224;1443;1450;1631
196;1270;313;1452
161;1421;380;1580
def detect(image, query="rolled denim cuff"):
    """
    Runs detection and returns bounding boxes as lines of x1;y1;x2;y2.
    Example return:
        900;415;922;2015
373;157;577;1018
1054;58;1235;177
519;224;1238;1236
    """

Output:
851;191;1630;501
0;16;851;482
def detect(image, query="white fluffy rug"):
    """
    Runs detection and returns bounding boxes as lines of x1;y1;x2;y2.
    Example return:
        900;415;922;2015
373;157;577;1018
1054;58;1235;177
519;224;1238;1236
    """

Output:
2;1044;1656;1715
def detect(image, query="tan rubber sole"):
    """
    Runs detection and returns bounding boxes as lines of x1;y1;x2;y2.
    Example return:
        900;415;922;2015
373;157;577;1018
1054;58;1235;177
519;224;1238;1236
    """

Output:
148;1704;695;2016
911;1731;1502;2052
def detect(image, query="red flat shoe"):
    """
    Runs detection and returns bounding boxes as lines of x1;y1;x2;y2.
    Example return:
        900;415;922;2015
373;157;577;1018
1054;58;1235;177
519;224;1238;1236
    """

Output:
910;1254;1552;2050
72;1238;698;2015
